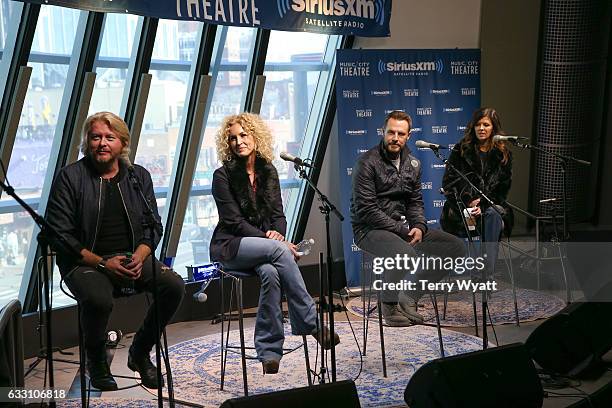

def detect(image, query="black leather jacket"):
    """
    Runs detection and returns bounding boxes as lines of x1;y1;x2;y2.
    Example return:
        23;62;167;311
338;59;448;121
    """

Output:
210;157;286;262
45;157;162;275
440;143;514;236
351;141;427;244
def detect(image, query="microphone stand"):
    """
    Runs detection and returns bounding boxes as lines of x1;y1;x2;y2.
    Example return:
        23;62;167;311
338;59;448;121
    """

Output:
0;178;81;408
512;140;591;240
296;164;344;383
440;185;479;336
512;140;591;304
127;168;170;408
432;148;503;349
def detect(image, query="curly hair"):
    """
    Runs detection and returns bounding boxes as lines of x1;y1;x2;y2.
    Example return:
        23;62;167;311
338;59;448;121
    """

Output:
461;107;510;164
215;113;275;163
80;111;131;164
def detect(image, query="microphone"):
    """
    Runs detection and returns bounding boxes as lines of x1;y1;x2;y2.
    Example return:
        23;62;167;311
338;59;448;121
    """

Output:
415;140;448;150
492;135;528;143
193;279;212;303
280;152;314;168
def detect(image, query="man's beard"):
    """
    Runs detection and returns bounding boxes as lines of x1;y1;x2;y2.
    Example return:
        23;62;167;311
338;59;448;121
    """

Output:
90;150;120;167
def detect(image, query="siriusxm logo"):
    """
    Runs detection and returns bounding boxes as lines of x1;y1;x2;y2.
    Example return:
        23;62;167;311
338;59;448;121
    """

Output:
357;148;369;154
461;87;476;96
430;89;450;95
432;125;448;134
404;88;419;96
343;89;360;98
356;109;373;118
371;90;392;96
433;199;446;208
427;219;438;225
443;107;463;113
416;107;432;116
346;129;367;135
457;125;467;131
410;127;422;133
279;0;387;26
378;59;443;75
421;181;433;190
346;167;353;175
431;163;446;169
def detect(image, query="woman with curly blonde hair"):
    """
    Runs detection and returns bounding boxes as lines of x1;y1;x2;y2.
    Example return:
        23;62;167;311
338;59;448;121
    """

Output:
210;113;339;374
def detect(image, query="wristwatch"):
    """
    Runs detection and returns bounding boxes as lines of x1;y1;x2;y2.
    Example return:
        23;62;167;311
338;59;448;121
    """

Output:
96;259;107;273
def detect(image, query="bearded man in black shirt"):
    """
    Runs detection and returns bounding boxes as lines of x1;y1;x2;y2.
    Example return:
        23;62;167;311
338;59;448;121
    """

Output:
45;112;184;390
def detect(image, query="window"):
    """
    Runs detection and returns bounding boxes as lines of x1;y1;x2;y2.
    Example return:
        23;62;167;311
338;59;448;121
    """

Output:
172;26;256;276
264;32;341;236
0;5;83;309
88;13;140;115
135;19;202;199
171;29;341;275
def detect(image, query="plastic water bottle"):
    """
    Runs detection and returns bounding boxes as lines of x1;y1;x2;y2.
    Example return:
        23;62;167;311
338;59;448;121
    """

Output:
120;252;137;296
295;238;315;256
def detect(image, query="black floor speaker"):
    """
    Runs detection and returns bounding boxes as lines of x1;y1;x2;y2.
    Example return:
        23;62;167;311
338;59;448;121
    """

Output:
404;343;543;408
220;379;360;408
525;301;612;377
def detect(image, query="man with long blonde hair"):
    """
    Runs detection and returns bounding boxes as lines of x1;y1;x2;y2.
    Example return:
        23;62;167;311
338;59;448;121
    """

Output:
45;112;184;391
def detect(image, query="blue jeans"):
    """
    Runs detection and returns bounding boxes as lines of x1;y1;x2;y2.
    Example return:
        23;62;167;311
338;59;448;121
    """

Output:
222;237;317;362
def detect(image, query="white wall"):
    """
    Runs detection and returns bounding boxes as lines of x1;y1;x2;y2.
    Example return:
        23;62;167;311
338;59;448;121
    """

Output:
300;0;483;266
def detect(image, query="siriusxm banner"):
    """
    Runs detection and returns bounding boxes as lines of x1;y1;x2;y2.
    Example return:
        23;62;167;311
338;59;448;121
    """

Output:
336;49;481;286
20;0;391;36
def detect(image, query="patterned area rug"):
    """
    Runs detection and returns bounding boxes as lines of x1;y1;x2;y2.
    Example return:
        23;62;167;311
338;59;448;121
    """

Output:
54;398;191;407
150;322;490;407
347;287;566;327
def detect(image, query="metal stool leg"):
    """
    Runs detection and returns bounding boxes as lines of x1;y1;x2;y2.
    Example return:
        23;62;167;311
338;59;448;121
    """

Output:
376;295;387;377
430;292;445;357
220;275;226;390
501;238;520;326
302;335;312;386
236;278;248;396
77;304;88;407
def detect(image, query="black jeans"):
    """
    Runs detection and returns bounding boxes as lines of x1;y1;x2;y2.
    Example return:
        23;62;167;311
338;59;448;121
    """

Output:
62;256;185;358
357;229;465;302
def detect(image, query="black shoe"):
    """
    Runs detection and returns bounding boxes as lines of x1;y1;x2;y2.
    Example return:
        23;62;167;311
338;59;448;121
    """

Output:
128;348;164;389
311;327;340;350
262;360;280;374
87;358;118;391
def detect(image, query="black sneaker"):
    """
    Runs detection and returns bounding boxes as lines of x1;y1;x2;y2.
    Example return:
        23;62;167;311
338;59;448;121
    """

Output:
127;348;164;389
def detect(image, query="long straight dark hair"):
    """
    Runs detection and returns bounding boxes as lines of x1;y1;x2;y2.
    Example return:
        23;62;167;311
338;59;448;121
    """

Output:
460;107;510;164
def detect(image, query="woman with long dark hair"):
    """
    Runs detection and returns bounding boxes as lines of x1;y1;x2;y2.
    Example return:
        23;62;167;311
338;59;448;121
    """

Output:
210;113;339;374
440;107;514;274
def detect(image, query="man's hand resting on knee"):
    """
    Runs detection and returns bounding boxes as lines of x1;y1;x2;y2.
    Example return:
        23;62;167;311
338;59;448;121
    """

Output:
407;227;423;245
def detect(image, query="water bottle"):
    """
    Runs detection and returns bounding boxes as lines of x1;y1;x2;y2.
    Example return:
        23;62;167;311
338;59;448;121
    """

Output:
295;238;315;256
120;252;137;296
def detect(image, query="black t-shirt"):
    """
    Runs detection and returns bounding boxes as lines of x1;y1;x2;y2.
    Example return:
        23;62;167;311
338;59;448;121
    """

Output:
93;168;132;256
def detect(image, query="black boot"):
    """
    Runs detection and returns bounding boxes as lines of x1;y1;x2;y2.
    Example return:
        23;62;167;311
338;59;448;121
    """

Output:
87;347;118;391
127;346;164;389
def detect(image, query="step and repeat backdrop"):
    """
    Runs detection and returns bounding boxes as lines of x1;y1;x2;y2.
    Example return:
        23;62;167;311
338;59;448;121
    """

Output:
336;48;481;286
